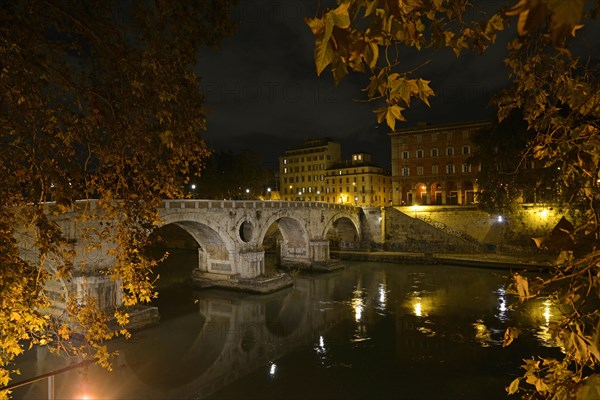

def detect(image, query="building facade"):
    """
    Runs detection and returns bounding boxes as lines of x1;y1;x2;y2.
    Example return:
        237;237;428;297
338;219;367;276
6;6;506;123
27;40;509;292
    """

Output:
279;138;341;201
323;153;391;206
390;120;492;206
279;139;391;206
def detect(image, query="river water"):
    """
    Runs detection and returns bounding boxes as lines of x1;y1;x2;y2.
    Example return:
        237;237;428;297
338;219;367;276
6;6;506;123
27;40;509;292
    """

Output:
12;250;561;400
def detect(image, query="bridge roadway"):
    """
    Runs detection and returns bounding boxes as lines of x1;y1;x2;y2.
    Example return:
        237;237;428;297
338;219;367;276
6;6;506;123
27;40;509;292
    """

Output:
16;199;368;318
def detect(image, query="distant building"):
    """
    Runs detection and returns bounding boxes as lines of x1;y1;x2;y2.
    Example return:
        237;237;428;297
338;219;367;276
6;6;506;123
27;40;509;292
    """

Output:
323;152;391;206
389;120;492;205
278;139;391;206
279;138;341;201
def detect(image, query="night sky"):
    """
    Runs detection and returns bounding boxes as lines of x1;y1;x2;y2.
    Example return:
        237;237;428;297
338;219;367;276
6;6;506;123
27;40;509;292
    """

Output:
198;0;515;169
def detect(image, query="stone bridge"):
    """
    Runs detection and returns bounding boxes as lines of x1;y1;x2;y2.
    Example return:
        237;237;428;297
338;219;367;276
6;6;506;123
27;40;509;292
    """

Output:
158;199;362;280
16;200;368;317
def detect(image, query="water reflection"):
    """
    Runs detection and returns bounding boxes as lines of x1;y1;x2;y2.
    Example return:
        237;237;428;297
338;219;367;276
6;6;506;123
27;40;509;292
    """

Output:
495;286;509;322
535;297;560;347
12;259;563;400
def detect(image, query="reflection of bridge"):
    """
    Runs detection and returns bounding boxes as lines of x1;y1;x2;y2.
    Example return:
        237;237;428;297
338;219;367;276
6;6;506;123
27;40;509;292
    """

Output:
16;273;347;399
15;200;366;316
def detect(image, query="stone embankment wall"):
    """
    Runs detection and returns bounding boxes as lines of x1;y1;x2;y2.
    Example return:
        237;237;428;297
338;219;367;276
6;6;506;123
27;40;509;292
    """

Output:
368;205;579;255
382;206;482;253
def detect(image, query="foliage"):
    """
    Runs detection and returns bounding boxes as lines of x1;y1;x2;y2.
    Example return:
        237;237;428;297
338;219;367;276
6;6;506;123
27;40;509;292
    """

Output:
308;1;600;398
0;0;235;395
190;150;273;200
470;112;566;214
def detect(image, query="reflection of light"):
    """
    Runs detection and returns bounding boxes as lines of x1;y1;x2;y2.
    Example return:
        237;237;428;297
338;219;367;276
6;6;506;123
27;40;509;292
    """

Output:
543;300;552;324
414;300;422;317
315;335;328;365
498;287;507;312
352;288;365;321
495;286;509;322
535;298;559;347
472;320;492;347
378;284;386;306
540;209;548;219
269;363;277;377
353;299;364;321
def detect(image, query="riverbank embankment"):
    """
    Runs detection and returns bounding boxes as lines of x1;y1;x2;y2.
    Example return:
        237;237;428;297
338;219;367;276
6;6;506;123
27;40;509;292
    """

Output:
331;250;553;271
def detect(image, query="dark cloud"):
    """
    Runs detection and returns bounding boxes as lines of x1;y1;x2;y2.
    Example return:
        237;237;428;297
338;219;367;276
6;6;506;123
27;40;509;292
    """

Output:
198;0;515;169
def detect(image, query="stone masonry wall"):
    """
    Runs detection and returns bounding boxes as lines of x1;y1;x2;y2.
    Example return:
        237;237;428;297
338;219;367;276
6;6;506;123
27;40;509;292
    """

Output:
383;207;479;253
382;205;582;255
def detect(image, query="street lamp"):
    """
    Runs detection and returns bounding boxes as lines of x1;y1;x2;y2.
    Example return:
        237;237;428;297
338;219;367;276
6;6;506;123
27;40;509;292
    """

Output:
267;187;271;199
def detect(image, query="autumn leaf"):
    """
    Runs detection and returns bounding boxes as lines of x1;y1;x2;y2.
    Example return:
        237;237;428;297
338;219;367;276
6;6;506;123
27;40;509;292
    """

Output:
514;274;530;302
503;326;520;347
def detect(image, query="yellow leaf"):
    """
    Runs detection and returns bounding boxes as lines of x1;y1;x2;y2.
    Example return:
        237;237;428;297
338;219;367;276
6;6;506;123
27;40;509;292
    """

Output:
507;377;520;394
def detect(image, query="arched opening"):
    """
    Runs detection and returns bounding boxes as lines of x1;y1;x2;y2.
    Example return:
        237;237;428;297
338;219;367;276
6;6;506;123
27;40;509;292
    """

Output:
327;217;359;250
464;181;475;204
146;224;200;320
123;307;229;391
145;221;231;319
415;182;427;205
265;289;306;337
432;182;444;205
261;216;308;271
261;222;283;274
447;182;458;205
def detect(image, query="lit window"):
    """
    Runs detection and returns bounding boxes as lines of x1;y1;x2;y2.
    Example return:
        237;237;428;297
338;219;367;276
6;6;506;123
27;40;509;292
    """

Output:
283;167;287;174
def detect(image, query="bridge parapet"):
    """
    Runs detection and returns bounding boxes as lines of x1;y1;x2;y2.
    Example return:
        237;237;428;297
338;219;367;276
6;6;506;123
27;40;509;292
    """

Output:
160;199;357;212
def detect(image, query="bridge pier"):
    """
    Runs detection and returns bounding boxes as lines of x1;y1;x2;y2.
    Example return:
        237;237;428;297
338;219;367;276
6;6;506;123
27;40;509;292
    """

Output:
235;250;265;278
309;239;330;263
279;244;310;269
278;239;343;272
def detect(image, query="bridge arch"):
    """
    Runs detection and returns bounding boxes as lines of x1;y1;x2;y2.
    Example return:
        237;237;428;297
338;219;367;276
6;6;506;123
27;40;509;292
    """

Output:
321;212;360;244
257;211;310;268
159;213;237;275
